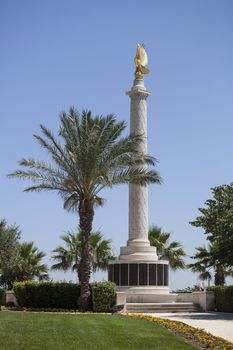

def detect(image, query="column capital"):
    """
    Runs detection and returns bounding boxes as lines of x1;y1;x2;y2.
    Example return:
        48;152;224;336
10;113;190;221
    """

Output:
126;89;151;100
126;78;151;99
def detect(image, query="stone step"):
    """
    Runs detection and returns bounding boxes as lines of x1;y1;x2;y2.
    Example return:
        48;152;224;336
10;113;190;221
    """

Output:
125;302;202;313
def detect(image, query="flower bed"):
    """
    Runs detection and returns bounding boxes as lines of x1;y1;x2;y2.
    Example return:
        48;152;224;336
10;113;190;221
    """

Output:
0;306;80;313
127;314;233;350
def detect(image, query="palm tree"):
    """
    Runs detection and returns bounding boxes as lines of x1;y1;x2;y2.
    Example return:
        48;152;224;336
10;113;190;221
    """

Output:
9;109;161;310
188;246;212;287
51;230;81;280
189;243;233;286
0;242;49;288
16;242;49;282
149;226;186;270
89;231;115;274
51;229;114;280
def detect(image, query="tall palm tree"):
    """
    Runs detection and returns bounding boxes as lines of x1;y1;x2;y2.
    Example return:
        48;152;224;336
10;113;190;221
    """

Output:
51;229;114;280
9;109;161;310
189;243;233;286
149;226;186;270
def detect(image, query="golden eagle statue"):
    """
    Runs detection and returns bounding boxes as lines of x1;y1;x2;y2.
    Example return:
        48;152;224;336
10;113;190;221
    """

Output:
134;43;150;79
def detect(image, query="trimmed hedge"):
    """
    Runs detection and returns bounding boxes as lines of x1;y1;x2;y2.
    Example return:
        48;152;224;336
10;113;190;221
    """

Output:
13;282;80;309
0;289;6;305
91;282;116;312
13;281;116;311
208;285;233;312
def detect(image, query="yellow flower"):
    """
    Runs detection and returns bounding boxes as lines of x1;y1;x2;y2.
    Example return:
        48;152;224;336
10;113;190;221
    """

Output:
126;314;233;350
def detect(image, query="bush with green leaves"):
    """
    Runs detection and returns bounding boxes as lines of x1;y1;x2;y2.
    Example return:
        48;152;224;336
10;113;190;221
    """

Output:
91;282;116;312
173;285;200;293
0;288;5;305
207;285;233;312
13;281;116;311
13;282;80;309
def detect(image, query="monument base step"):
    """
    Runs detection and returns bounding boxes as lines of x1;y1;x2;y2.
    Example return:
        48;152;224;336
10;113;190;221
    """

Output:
119;245;158;261
125;302;203;313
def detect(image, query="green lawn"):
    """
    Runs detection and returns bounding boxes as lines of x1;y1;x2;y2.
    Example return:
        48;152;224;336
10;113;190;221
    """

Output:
0;312;197;350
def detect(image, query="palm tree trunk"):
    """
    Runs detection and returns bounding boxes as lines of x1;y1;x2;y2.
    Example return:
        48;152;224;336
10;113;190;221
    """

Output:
214;265;225;286
78;201;94;311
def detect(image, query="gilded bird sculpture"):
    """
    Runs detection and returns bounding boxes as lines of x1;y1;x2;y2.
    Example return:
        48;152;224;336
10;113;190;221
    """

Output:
134;43;150;79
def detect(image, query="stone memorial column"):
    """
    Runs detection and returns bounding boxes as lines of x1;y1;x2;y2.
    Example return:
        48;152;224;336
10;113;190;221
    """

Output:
108;45;169;291
127;78;151;248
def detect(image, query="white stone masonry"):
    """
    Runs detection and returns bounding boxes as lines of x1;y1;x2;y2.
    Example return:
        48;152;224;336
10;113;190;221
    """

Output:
119;77;158;261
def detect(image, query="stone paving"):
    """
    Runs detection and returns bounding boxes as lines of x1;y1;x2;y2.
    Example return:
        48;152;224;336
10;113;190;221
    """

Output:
147;312;233;343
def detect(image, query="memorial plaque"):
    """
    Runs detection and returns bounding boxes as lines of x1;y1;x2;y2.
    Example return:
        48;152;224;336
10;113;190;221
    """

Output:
164;264;168;286
157;264;164;285
149;264;157;285
114;264;119;285
129;263;138;285
108;264;114;283
139;263;148;285
120;264;128;286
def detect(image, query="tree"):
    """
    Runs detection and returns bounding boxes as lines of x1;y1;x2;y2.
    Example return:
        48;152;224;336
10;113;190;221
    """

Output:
189;243;233;286
188;246;212;287
9;109;161;310
15;242;49;282
51;229;114;280
190;184;233;268
0;242;49;288
89;231;115;274
148;226;186;270
0;219;21;288
51;230;81;280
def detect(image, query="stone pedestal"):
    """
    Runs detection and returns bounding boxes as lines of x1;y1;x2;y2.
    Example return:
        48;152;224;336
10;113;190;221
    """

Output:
108;77;169;293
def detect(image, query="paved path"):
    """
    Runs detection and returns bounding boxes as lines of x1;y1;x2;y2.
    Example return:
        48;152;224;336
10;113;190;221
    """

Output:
147;312;233;343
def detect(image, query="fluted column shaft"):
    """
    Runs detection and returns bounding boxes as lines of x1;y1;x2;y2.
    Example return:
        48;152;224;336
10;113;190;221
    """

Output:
127;78;150;247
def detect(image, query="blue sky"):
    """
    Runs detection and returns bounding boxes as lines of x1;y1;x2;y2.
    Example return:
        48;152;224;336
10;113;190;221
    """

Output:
1;0;233;289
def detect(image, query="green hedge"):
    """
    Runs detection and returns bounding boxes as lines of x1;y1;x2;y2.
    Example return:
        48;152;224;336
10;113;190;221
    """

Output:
208;285;233;312
13;282;80;309
0;289;6;306
13;281;116;311
91;282;116;312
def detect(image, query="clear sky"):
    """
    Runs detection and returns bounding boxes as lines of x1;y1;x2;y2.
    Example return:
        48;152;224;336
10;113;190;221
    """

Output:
1;0;233;290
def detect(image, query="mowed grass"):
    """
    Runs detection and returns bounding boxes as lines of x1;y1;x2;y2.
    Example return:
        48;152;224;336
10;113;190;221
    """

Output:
0;312;197;350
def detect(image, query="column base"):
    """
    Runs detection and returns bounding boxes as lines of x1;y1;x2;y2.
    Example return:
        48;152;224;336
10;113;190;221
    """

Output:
119;240;158;261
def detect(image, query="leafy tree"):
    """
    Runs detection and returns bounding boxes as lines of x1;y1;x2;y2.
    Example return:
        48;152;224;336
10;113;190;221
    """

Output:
51;229;114;280
9;109;161;310
148;225;186;270
0;219;21;288
190;184;233;268
189;243;233;286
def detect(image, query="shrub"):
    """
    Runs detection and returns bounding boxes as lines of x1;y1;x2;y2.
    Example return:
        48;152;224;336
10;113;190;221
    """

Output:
0;289;6;305
173;285;200;293
207;285;233;312
13;282;80;309
13;281;116;311
91;282;116;312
